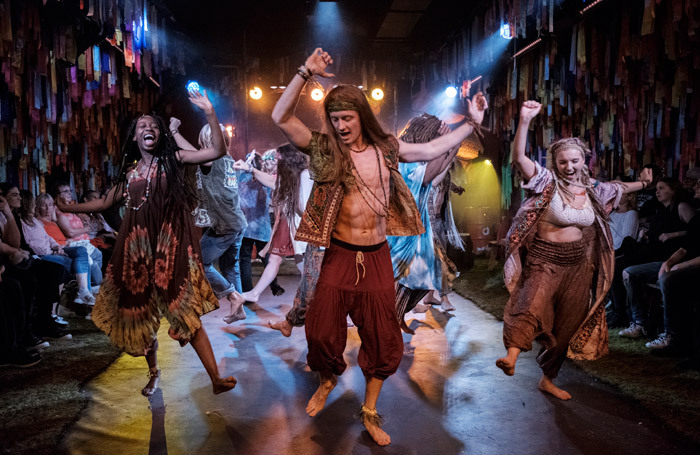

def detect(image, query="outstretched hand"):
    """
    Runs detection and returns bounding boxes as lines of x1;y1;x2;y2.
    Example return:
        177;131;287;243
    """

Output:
438;121;451;136
232;159;250;171
520;100;542;123
466;92;488;125
188;89;214;114
305;48;335;78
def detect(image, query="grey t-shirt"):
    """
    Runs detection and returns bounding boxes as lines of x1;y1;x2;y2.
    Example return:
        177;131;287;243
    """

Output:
196;155;247;234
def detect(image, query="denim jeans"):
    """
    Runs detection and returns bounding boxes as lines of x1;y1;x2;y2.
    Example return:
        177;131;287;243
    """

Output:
622;261;663;325
89;248;103;285
200;228;244;298
41;246;90;276
239;237;281;292
658;265;700;342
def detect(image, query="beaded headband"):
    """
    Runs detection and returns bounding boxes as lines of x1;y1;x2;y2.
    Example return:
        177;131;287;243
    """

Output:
326;100;359;113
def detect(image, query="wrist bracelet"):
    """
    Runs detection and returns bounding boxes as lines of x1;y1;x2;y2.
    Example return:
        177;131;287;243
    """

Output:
297;66;310;81
170;129;179;136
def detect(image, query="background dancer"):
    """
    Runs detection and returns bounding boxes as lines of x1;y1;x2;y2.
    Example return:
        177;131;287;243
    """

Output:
388;114;468;334
231;144;312;307
497;100;652;400
272;47;487;446
57;90;237;397
169;118;248;324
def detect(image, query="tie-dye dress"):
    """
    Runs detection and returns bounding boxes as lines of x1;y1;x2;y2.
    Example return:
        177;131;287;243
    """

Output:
92;166;218;356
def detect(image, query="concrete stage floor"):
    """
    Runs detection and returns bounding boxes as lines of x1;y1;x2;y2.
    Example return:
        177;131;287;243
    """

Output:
65;274;697;455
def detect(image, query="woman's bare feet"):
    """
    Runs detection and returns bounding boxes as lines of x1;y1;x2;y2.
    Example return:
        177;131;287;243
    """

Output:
306;375;337;416
212;375;237;394
496;347;520;376
359;405;391;446
223;292;246;324
424;291;441;305
399;316;415;335
538;375;572;400
268;319;292;337
141;367;160;396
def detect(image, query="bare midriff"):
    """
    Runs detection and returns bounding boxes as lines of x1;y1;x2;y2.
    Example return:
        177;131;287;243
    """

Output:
333;187;388;245
536;221;583;242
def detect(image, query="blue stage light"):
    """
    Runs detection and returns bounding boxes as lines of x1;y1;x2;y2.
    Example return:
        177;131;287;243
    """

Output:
186;81;200;94
445;86;458;98
500;23;513;40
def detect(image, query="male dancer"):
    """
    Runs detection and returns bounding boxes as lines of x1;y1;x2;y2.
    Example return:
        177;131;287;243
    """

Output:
272;48;487;446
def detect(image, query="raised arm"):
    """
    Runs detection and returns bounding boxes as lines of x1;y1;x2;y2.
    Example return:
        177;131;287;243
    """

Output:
0;197;21;248
511;101;541;181
233;159;276;189
175;90;226;165
423;122;460;184
272;48;334;150
399;92;488;163
169;117;197;151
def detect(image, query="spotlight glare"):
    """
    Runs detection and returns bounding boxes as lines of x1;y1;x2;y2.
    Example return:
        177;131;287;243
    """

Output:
358;85;363;89
500;23;513;40
249;86;263;100
186;81;200;93
445;86;458;98
485;159;492;166
310;88;324;101
371;88;384;101
270;86;278;89
225;125;234;138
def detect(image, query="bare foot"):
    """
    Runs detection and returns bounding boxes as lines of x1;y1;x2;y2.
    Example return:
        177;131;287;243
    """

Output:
223;292;246;324
440;297;455;312
141;368;160;396
495;357;515;376
213;375;237;394
241;291;258;303
306;376;337;416
399;316;415;335
268;319;292;337
538;375;571;400
360;408;391;446
424;292;441;305
496;347;520;376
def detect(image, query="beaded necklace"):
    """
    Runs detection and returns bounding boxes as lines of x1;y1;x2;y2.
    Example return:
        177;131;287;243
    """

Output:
352;146;390;218
123;158;159;211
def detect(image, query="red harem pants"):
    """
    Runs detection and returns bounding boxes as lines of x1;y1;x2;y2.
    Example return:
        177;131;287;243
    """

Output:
503;236;593;378
305;238;402;380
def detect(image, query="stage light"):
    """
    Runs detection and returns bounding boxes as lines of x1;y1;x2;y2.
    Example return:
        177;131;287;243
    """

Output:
358;85;363;89
310;88;324;101
249;86;262;100
580;0;607;14
500;23;513;40
513;38;542;59
371;88;384;101
270;86;278;89
485;159;492;166
186;81;200;94
445;86;458;98
225;125;234;138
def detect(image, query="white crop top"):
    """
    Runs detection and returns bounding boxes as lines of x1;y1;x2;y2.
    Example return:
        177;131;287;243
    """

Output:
541;190;596;228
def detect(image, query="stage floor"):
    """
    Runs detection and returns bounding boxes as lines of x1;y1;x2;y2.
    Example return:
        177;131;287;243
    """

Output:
64;275;696;454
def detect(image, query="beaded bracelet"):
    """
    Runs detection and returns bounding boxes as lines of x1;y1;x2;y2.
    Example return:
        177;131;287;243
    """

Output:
296;68;310;81
170;129;179;136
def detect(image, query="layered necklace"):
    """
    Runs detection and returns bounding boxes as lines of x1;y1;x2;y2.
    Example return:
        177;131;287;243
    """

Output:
124;157;159;211
351;145;390;218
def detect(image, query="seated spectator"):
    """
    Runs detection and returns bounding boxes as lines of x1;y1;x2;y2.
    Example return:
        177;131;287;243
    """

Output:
19;190;95;305
637;163;663;222
0;184;70;342
44;186;103;286
609;180;640;251
81;189;116;265
0;243;42;367
620;174;700;345
610;177;695;328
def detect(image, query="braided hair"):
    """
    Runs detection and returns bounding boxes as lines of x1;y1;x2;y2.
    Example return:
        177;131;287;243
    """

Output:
113;114;198;216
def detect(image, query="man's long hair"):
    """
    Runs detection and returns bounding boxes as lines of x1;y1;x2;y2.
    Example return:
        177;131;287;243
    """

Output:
321;85;394;185
272;144;309;219
114;114;198;215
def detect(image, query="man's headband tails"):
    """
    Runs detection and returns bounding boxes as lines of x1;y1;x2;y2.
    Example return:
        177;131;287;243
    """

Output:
326;100;359;113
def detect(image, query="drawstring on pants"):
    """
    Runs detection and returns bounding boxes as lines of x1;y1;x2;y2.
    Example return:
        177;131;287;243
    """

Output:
355;251;366;286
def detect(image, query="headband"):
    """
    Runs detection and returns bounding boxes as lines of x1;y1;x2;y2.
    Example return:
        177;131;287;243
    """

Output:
326;100;359;113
